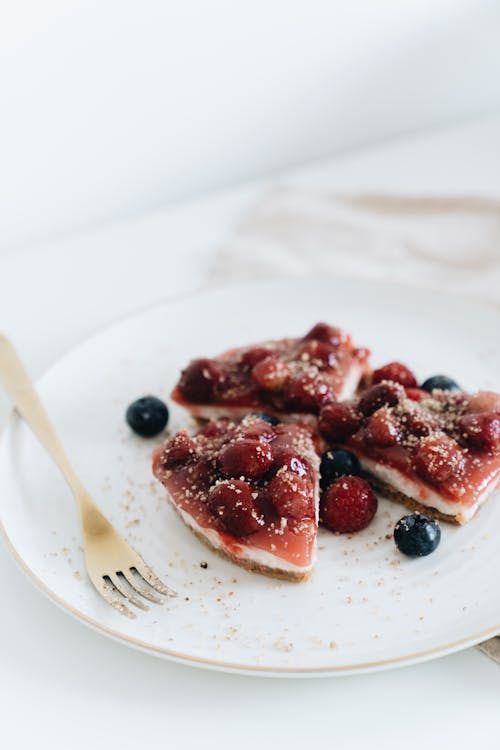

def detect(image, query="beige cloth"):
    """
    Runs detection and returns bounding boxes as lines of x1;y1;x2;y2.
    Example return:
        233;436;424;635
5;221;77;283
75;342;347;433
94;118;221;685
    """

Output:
211;187;500;304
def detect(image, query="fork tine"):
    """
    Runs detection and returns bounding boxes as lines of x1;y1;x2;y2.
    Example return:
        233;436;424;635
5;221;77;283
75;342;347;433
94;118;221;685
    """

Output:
131;562;177;597
107;573;149;611
122;569;165;604
95;577;137;619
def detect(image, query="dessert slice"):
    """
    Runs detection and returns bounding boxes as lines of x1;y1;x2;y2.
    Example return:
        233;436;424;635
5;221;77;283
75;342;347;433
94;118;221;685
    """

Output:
171;323;369;424
152;414;320;580
319;384;500;524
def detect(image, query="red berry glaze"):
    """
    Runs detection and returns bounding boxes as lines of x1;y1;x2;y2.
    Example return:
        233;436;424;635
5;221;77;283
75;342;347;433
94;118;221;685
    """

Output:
287;371;335;411
320;476;377;533
365;407;402;447
240;346;273;369
179;358;224;403
297;340;337;368
208;480;263;536
405;387;427;402
303;322;347;347
459;412;500;453
218;438;274;480
252;357;290;392
358;382;403;416
413;434;465;484
267;469;315;520
159;431;197;469
319;402;361;441
372;362;418;388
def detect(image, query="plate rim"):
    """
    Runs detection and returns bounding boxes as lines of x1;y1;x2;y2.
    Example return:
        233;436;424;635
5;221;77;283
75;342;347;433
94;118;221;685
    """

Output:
2;277;500;676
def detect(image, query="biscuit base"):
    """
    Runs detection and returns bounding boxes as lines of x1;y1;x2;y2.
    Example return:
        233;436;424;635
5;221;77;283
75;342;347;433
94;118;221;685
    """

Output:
169;497;312;582
365;474;465;525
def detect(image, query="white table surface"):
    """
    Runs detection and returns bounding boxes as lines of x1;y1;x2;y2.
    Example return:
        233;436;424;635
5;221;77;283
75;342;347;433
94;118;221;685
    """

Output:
1;113;500;749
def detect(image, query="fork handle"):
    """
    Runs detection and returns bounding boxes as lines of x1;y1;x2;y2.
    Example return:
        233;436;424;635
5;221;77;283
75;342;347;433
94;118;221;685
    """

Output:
0;335;84;496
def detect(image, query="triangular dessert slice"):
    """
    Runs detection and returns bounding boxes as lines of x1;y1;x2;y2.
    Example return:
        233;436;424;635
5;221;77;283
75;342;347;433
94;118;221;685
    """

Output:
319;382;500;524
152;414;321;580
171;322;369;424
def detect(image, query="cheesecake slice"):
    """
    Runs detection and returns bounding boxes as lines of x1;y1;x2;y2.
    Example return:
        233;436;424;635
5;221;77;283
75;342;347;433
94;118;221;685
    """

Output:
319;384;500;524
171;322;369;425
152;414;321;580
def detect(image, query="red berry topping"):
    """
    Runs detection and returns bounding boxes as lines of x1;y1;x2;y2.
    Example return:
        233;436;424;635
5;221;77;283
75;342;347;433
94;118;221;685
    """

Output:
273;449;311;478
297;340;337;368
405;387;427;402
237;420;275;443
320;476;377;533
179;358;224;403
218;438;274;480
403;408;438;438
358;382;403;416
267;469;315;520
240;346;273;369
467;391;500;414
287;371;335;411
319;402;361;441
303;322;347;347
372;362;418;388
459;412;500;453
252;357;290;391
413;434;465;484
159;431;197;469
198;419;230;438
365;407;402;447
208;480;263;536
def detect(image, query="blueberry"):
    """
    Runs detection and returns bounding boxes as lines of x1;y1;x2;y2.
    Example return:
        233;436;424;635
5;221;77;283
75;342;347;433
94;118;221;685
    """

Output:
126;396;169;437
421;375;460;393
394;513;441;557
252;412;281;426
320;448;361;490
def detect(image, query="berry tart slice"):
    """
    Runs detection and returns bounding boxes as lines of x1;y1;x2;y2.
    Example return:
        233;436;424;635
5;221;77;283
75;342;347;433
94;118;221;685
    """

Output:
171;323;370;425
152;414;321;581
319;378;500;524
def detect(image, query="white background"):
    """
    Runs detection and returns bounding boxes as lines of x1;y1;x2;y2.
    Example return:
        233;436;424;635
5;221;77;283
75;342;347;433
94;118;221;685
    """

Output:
2;2;500;749
1;0;500;250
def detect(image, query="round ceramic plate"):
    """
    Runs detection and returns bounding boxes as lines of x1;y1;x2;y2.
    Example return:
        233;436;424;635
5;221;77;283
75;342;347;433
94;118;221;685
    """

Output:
1;279;500;677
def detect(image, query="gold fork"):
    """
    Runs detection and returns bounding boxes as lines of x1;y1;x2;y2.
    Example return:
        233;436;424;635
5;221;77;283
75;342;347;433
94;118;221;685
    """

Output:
0;335;176;617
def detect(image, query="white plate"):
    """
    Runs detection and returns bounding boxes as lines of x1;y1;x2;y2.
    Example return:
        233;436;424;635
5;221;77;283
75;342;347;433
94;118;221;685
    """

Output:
1;279;500;677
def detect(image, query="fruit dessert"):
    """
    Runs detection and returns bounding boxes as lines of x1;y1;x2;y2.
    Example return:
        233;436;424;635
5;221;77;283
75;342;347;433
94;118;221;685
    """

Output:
152;414;320;581
319;366;500;524
171;323;370;424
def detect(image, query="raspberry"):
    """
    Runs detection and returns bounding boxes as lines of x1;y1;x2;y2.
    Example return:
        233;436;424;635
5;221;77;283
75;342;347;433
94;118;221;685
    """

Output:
208;480;263;536
179;358;225;403
320;476;377;533
372;362;418;388
218;438;273;480
159;431;196;469
267;469;315;520
252;357;290;391
319;402;361;441
413;434;465;484
358;382;403;416
459;412;500;453
364;407;402;447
